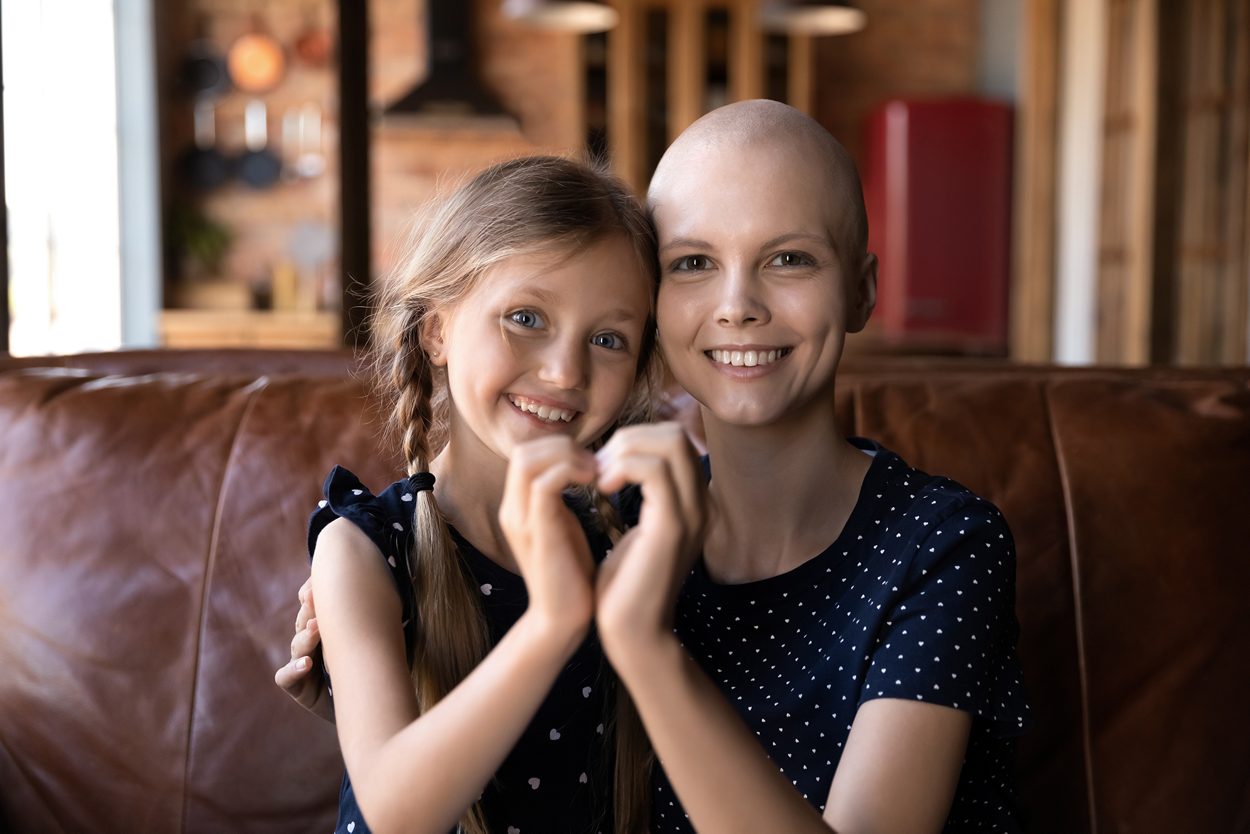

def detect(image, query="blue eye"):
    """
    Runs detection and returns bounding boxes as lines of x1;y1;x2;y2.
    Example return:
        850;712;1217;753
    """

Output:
671;255;711;272
591;332;627;351
769;251;815;267
508;309;544;328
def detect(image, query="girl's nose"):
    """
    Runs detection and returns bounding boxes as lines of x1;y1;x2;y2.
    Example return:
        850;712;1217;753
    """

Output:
538;341;589;390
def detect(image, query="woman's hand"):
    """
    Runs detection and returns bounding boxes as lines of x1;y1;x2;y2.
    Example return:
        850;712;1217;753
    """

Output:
594;422;709;661
274;576;334;722
499;436;599;644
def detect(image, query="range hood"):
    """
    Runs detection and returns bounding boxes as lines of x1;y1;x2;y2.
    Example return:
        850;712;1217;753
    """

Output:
385;1;515;121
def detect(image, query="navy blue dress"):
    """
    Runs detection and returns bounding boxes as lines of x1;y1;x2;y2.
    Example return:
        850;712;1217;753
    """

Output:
308;466;615;834
646;442;1031;833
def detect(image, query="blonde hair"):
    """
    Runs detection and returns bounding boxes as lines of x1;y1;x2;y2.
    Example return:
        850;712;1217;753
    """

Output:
368;156;658;834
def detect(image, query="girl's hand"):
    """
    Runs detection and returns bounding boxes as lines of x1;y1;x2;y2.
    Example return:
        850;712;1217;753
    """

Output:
594;423;709;659
499;436;598;642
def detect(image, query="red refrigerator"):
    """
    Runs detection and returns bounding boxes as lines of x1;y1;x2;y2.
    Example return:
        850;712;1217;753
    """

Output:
862;97;1014;353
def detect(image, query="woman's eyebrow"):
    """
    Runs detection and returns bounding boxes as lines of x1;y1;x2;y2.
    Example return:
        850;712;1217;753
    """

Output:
659;237;713;254
757;232;833;251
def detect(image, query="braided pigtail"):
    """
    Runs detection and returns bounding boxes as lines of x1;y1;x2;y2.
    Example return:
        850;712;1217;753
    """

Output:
388;317;491;834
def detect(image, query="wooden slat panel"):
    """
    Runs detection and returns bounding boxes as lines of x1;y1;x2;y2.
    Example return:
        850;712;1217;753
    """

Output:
667;0;705;142
788;34;814;114
729;0;763;101
1010;0;1061;362
608;0;647;192
1096;0;1156;365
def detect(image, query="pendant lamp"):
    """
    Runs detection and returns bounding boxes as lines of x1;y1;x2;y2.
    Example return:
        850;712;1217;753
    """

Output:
502;0;620;34
759;0;867;36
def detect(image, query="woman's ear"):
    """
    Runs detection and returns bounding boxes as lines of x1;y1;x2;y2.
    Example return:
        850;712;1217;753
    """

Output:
419;312;449;367
845;252;878;334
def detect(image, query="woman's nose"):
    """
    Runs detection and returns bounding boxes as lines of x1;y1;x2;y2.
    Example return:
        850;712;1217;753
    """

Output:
714;269;770;327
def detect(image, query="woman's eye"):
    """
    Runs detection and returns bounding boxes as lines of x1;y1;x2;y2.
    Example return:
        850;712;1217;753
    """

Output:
591;332;627;351
672;255;711;272
769;251;813;267
508;309;544;329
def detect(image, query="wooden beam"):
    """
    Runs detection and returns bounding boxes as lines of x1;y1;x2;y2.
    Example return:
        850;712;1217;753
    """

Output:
730;0;763;101
608;0;647;192
788;34;814;114
338;0;370;349
668;0;705;143
1010;0;1061;361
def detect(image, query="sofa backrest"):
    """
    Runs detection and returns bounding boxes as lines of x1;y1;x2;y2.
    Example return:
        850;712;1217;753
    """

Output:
1;354;1247;833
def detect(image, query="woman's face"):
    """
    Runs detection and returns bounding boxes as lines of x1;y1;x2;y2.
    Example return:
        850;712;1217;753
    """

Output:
653;139;868;428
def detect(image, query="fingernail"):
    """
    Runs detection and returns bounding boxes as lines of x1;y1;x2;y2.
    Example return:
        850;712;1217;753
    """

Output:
295;657;309;671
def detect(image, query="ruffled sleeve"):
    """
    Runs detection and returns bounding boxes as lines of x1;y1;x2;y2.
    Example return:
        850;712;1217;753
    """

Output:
307;465;418;660
860;496;1031;738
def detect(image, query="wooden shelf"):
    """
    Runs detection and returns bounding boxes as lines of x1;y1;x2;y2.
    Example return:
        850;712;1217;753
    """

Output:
159;310;341;349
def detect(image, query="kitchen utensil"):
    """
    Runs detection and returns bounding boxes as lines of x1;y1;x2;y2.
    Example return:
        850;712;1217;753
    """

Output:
178;101;231;190
236;100;282;189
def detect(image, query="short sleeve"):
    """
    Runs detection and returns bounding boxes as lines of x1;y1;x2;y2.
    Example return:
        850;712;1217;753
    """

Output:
861;498;1030;737
307;465;415;610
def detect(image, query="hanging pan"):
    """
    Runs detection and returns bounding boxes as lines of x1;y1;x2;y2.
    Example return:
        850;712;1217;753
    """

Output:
228;13;286;94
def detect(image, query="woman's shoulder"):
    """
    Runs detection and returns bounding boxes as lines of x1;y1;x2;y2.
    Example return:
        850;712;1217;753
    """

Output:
855;439;1010;539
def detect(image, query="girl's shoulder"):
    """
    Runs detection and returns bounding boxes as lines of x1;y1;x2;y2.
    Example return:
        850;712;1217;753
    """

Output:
307;465;420;564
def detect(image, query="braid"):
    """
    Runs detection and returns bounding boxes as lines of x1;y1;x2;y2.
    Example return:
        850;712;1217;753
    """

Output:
389;312;491;834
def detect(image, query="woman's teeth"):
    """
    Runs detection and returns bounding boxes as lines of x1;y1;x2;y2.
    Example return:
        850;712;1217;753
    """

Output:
509;395;576;423
708;348;788;367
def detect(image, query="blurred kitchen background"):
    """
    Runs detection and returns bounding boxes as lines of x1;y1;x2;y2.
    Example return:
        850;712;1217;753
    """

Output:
1;0;1247;366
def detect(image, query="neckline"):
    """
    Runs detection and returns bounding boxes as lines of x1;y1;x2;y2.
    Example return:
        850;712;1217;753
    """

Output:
689;439;893;597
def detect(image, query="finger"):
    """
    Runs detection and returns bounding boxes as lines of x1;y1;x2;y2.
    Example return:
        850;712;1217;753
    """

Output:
597;452;686;535
290;617;321;659
502;437;593;530
274;655;313;691
295;589;315;631
528;457;597;523
597;423;702;522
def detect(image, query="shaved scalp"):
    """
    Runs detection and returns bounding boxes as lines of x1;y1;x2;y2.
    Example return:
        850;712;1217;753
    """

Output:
649;99;868;261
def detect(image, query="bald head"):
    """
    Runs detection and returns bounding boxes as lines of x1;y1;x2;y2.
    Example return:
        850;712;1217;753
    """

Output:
649;100;868;260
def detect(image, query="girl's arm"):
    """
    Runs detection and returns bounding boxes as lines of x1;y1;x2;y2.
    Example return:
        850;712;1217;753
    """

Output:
594;426;970;834
314;439;599;834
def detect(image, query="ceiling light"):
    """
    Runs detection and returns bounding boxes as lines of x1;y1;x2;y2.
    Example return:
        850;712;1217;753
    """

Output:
502;0;620;34
759;0;867;36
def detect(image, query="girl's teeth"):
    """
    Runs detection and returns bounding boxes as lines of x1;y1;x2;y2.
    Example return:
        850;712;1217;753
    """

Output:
510;396;574;422
711;349;784;367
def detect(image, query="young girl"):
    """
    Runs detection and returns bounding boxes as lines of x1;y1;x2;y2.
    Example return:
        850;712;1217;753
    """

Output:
590;100;1030;833
300;155;658;834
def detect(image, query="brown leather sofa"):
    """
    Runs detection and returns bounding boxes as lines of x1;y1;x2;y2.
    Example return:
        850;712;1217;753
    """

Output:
1;350;1248;833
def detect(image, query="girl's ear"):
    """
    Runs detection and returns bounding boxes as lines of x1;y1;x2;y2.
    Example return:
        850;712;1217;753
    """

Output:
419;311;449;367
845;252;878;334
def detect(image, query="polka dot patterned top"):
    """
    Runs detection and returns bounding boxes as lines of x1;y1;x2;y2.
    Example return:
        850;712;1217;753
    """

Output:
308;466;615;834
649;441;1031;833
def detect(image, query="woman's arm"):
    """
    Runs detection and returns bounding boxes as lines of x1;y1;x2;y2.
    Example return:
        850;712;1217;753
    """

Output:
594;427;972;834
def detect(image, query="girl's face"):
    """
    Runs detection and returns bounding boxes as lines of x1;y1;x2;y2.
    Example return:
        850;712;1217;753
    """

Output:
429;234;652;463
653;138;871;428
